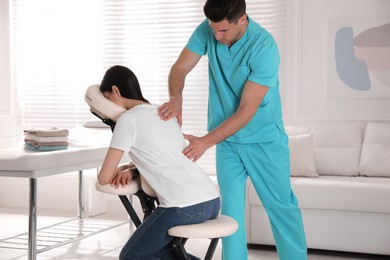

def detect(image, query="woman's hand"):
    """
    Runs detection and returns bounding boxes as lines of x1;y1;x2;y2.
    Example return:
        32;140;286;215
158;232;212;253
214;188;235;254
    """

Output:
110;164;134;189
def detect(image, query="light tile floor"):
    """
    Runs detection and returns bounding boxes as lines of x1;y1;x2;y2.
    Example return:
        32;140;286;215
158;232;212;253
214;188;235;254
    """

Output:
0;207;388;260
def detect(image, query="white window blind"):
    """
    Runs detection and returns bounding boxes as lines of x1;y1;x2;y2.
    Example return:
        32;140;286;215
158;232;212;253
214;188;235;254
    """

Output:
11;0;287;175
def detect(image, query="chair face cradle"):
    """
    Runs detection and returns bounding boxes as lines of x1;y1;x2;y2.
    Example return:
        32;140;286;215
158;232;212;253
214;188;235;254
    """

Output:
85;84;237;260
85;85;126;122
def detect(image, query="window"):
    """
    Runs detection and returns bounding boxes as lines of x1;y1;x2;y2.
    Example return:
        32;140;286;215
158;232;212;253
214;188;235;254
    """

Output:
11;0;287;174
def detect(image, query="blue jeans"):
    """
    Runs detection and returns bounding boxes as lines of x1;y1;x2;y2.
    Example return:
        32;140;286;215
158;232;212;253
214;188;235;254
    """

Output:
119;197;221;260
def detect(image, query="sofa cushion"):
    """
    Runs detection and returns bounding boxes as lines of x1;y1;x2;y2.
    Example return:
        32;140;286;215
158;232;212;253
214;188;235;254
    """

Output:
311;124;364;176
247;176;390;214
288;134;318;177
359;122;390;177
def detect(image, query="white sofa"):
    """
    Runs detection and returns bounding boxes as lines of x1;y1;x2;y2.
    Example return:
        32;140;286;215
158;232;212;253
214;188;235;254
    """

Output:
245;122;390;256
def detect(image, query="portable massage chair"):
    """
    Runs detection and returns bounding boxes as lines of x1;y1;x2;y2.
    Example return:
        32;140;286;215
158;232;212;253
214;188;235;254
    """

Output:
84;84;238;260
84;84;158;226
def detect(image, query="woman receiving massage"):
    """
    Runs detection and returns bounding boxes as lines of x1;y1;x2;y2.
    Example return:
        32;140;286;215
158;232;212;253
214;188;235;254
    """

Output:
97;65;220;260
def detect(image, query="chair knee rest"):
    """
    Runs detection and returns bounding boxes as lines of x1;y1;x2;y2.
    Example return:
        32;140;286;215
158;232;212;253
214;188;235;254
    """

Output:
168;215;238;239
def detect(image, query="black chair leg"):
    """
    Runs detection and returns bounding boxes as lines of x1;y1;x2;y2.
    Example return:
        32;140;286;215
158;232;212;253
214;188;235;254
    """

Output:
171;237;190;260
118;190;158;227
118;195;142;228
171;237;220;260
204;238;220;260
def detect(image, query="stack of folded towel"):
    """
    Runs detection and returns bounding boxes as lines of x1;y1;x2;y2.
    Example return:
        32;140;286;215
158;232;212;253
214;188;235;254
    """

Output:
24;127;69;151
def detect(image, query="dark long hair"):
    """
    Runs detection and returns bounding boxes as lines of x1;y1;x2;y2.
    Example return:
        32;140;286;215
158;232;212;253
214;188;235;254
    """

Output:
100;65;149;103
203;0;246;23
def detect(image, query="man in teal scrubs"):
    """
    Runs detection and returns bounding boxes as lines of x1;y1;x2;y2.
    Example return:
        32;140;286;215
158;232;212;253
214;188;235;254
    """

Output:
158;0;307;259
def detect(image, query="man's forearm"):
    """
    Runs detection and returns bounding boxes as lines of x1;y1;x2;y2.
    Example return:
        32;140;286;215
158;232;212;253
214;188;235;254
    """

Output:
167;48;201;100
204;107;256;148
168;65;186;101
204;81;269;147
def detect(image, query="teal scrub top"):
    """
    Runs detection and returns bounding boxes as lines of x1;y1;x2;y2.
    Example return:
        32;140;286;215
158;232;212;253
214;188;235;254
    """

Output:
186;17;284;143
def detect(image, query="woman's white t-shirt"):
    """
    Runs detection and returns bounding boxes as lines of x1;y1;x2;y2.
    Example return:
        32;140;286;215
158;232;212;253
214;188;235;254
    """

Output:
110;104;220;208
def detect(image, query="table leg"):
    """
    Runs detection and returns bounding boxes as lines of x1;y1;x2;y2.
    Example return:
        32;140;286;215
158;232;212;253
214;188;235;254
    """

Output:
78;170;84;220
28;178;37;260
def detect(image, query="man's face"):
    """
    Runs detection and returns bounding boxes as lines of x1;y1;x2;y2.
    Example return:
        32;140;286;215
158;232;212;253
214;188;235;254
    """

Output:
208;15;247;47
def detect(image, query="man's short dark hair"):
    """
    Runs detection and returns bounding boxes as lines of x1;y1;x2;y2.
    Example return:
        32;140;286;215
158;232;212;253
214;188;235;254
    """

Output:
203;0;246;23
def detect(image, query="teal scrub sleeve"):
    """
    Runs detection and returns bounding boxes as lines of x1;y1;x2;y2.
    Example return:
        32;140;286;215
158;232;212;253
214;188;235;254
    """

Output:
248;41;280;89
185;19;209;56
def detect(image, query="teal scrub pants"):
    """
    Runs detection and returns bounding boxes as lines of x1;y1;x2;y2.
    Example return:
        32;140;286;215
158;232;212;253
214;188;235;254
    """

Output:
216;130;307;260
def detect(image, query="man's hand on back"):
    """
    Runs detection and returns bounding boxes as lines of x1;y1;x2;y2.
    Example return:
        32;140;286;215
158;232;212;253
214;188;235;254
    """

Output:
157;97;183;126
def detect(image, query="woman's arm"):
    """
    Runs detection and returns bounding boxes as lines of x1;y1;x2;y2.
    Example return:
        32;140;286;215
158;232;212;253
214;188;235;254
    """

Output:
98;147;125;185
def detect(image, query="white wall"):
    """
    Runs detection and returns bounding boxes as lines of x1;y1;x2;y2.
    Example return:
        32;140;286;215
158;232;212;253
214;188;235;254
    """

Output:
285;0;390;126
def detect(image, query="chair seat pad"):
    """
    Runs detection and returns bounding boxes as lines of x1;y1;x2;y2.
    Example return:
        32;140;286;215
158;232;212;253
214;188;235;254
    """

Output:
168;215;238;239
